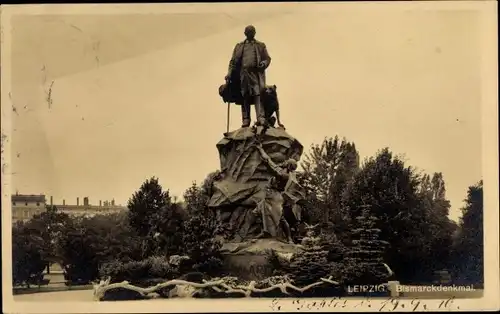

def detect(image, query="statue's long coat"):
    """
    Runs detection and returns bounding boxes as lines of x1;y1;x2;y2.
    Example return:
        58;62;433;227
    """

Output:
227;39;271;98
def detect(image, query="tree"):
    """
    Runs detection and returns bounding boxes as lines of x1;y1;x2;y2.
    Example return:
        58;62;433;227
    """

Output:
183;182;207;216
181;213;223;277
58;216;101;284
183;170;221;217
340;207;391;286
289;224;331;287
58;212;143;284
12;221;47;287
298;136;359;239
418;173;457;274
154;202;187;257
180;171;223;276
341;148;430;283
86;212;143;263
452;180;483;285
24;205;73;266
127;177;178;257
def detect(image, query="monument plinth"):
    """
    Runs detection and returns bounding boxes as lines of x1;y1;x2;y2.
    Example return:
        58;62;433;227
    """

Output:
220;239;303;281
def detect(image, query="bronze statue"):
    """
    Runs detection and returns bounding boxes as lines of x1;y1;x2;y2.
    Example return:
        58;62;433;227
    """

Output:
253;142;303;243
262;85;285;129
225;25;272;127
219;84;285;129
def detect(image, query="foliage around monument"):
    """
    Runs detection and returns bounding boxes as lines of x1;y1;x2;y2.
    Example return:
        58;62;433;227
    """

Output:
98;174;225;287
180;172;225;274
181;212;224;277
451;180;483;286
339;207;391;286
340;148;458;283
287;224;334;288
298;136;359;243
12;221;47;288
11;137;482;295
58;212;143;284
127;177;186;257
99;256;177;283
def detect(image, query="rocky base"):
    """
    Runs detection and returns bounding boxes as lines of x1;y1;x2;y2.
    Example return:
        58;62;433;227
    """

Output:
208;126;304;242
220;239;303;281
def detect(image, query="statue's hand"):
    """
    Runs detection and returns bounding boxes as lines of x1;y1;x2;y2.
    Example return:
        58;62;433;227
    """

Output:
256;145;269;160
278;123;285;129
258;61;266;68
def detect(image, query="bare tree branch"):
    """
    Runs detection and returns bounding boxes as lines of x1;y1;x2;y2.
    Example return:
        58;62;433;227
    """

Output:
93;276;341;300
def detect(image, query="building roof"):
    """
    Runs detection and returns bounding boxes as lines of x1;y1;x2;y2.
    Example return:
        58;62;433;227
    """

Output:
12;194;46;203
56;204;127;210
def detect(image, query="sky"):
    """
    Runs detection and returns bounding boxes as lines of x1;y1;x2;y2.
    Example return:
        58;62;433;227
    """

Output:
6;3;485;222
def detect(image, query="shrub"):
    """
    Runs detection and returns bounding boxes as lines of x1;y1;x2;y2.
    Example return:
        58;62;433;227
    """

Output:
181;212;224;277
288;225;331;287
99;255;176;283
338;209;391;286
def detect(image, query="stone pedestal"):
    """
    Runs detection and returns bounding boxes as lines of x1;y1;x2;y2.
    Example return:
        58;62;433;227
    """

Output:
220;239;303;281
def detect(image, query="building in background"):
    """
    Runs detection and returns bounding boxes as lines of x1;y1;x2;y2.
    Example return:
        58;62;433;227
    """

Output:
11;193;127;223
11;193;47;223
56;197;126;217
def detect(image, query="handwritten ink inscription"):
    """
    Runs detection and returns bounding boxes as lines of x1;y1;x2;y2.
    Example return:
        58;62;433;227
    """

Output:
269;296;461;312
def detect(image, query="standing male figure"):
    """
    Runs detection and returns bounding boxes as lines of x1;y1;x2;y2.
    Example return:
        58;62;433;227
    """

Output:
226;25;272;127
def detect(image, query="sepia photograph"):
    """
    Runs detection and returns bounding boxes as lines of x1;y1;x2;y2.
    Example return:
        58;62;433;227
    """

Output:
1;2;498;313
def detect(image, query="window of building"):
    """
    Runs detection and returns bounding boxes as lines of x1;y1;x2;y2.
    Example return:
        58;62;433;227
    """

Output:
25;202;28;206
36;202;40;206
12;202;16;206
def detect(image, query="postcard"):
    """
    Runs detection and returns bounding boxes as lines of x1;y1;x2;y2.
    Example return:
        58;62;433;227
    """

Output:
1;1;498;313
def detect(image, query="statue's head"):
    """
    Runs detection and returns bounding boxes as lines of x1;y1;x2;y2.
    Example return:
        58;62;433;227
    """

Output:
244;25;256;40
264;84;277;96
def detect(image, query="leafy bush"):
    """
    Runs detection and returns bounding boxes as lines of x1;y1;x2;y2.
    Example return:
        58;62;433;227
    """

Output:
99;255;176;283
338;259;390;286
181;212;224;277
289;226;332;287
